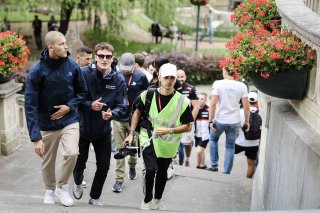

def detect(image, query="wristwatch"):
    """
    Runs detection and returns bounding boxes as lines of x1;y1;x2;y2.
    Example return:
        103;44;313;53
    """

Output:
129;129;135;135
169;129;174;135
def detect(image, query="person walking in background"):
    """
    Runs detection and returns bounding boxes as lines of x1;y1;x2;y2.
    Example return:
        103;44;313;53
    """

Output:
76;46;93;68
199;9;214;44
176;69;200;167
235;91;262;178
169;21;179;48
25;31;88;207
32;15;43;50
195;92;210;169
208;67;250;174
72;42;127;206
74;45;93;189
1;17;10;32
134;53;153;83
47;15;58;31
112;53;149;193
125;63;194;210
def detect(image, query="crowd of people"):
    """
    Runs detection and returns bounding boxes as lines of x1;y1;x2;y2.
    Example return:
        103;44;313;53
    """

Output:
24;31;262;210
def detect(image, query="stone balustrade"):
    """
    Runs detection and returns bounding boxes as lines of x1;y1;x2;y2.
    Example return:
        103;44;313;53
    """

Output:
251;0;320;210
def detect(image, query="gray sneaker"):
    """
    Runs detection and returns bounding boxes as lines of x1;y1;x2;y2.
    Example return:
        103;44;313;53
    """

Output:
140;200;156;210
89;198;103;206
128;168;137;180
73;184;83;200
112;181;123;193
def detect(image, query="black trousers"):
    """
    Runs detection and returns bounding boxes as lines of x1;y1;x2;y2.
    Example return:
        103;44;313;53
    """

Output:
73;131;111;199
143;143;172;203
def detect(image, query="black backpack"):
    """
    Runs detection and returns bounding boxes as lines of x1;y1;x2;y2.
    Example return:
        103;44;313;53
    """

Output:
131;88;156;134
244;110;262;140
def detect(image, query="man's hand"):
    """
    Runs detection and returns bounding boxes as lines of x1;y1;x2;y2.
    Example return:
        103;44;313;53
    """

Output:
51;105;70;120
34;140;45;158
102;108;112;120
124;134;133;146
209;122;216;131
242;122;250;131
155;128;170;136
91;97;107;111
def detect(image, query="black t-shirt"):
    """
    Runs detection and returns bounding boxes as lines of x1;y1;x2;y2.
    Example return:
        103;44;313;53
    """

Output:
178;82;198;100
135;89;194;124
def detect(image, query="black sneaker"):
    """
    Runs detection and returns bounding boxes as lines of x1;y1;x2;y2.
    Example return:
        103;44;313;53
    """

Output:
112;181;123;193
128;168;137;180
207;167;218;172
114;146;137;160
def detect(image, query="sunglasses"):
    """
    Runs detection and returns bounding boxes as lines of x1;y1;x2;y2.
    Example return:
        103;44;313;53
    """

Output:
96;54;113;60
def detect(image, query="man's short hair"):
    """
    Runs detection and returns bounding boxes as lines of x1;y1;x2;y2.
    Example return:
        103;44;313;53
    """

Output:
94;42;114;55
76;46;93;56
199;92;207;98
134;53;145;67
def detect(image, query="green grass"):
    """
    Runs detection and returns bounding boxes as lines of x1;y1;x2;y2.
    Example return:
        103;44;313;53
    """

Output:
126;11;152;32
83;29;227;57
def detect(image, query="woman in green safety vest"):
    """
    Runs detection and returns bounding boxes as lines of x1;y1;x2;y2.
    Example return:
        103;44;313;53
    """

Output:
125;63;194;210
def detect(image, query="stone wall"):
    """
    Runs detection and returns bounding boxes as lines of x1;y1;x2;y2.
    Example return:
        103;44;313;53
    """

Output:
251;95;320;210
251;0;320;210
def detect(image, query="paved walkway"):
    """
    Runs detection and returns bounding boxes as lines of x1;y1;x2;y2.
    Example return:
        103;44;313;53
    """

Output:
0;87;252;212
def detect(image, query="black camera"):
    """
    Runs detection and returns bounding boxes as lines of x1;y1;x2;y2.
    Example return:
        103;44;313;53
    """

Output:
114;144;138;159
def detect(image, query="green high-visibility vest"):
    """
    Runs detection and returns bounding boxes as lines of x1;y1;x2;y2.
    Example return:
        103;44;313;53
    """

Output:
139;90;190;158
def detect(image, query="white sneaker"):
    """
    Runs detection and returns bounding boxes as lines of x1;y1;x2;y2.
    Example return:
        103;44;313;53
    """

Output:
81;180;87;188
154;199;165;210
44;189;55;204
140;200;156;210
89;198;103;206
167;167;174;180
73;184;83;200
55;184;74;207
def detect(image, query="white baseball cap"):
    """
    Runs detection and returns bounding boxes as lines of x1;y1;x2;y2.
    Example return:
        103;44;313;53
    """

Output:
248;92;258;103
159;63;177;78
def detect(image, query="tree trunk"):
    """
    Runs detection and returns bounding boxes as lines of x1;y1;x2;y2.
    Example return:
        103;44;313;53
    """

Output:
59;0;75;35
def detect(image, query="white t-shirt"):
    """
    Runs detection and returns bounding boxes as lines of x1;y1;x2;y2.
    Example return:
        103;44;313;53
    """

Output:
141;69;153;83
235;107;260;147
212;79;248;124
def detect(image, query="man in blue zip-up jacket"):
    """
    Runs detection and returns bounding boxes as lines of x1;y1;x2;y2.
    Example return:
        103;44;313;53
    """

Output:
25;31;88;207
72;42;128;206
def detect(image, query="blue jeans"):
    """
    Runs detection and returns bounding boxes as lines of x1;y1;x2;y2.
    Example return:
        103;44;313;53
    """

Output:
209;121;240;174
199;27;214;44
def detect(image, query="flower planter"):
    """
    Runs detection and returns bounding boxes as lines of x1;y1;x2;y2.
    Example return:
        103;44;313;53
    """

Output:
0;73;15;84
249;69;309;99
190;0;208;6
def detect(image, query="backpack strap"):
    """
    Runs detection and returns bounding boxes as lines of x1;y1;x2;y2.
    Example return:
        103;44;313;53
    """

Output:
137;88;156;156
144;88;157;115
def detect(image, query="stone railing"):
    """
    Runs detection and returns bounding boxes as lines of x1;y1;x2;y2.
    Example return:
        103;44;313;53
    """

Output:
276;0;320;135
251;0;320;210
304;0;320;14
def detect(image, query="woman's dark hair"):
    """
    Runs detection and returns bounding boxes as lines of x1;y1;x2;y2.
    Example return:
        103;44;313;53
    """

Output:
153;56;169;72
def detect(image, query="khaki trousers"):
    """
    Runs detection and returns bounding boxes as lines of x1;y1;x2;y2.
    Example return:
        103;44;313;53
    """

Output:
112;120;137;182
41;122;79;190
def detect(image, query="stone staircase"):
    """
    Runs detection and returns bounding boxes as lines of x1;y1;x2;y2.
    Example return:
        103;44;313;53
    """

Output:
0;138;252;212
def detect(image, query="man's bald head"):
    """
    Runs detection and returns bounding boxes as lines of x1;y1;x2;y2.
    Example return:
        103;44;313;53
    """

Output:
45;31;65;46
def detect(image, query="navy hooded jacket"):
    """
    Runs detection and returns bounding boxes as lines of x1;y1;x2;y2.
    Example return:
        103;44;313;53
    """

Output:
79;62;127;141
25;49;88;142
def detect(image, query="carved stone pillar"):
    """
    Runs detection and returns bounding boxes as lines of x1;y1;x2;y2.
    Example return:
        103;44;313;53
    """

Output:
0;80;23;155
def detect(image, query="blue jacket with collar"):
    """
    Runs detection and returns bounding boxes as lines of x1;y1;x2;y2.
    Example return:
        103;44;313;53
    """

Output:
25;49;88;142
79;62;128;141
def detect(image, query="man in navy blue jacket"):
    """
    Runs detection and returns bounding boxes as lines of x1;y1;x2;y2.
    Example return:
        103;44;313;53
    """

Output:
25;31;88;207
72;43;127;206
112;53;149;193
